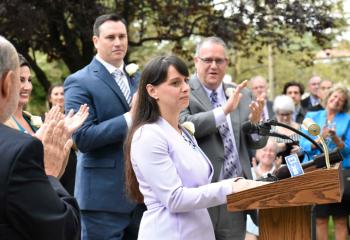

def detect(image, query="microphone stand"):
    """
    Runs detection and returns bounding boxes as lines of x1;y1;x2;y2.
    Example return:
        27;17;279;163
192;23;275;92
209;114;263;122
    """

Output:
253;119;343;181
265;119;324;152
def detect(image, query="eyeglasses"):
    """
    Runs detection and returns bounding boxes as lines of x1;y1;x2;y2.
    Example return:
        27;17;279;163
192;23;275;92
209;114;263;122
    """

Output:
197;57;227;66
277;112;292;117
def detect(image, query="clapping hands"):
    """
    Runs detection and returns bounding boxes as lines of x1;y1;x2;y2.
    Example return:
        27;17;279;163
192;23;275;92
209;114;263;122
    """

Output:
64;104;89;134
249;92;265;124
42;119;73;178
223;80;247;115
34;104;89;140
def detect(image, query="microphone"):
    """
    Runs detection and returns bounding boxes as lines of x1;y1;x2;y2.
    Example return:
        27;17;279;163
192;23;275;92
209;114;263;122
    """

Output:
241;121;272;136
241;121;293;141
302;118;321;136
274;149;343;180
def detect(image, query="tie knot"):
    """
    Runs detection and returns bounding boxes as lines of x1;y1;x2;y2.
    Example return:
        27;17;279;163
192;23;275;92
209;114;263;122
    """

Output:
210;91;218;104
112;69;123;79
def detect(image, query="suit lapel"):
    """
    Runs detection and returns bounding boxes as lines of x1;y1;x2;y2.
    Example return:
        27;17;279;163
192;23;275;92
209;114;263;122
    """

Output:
189;75;213;111
91;58;129;108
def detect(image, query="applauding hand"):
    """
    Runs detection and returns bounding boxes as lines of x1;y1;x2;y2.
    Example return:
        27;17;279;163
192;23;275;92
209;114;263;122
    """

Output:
65;104;89;134
42;120;73;178
34;106;64;140
223;80;247;115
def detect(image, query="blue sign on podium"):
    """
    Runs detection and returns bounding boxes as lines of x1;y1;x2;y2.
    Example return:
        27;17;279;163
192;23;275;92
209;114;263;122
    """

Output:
285;153;304;177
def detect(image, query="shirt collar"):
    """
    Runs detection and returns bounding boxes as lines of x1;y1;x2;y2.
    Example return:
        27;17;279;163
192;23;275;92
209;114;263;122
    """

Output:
95;55;124;74
201;81;224;98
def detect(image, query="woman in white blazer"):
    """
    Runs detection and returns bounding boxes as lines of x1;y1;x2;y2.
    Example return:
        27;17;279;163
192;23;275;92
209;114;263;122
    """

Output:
124;55;267;240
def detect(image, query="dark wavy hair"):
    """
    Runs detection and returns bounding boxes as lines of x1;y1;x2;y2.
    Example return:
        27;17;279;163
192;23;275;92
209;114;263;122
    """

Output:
282;81;305;95
124;55;189;203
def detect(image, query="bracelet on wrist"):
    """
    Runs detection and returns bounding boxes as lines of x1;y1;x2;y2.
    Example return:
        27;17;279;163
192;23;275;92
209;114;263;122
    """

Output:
233;177;244;182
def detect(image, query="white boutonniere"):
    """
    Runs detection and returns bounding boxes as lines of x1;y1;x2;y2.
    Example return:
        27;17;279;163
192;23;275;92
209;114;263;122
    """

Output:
30;115;43;128
225;87;234;98
181;121;195;136
23;111;43;129
125;63;139;77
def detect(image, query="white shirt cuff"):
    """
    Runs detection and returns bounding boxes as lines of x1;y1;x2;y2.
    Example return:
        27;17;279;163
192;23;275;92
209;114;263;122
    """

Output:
124;112;132;128
213;107;227;127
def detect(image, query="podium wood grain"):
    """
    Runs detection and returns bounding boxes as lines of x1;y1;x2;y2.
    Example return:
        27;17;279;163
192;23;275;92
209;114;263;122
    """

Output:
227;163;343;240
260;206;311;240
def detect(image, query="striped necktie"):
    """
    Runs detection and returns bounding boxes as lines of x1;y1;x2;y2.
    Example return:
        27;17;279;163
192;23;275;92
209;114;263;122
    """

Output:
112;69;131;105
210;90;242;178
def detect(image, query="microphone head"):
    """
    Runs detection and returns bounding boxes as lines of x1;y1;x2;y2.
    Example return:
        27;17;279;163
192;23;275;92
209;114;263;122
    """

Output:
302;118;320;136
241;121;255;134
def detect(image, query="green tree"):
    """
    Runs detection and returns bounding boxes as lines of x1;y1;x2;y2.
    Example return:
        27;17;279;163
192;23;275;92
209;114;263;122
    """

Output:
0;0;346;113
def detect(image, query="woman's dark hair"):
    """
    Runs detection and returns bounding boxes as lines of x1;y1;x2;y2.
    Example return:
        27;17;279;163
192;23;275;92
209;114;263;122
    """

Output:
18;53;30;68
47;83;64;108
124;55;189;203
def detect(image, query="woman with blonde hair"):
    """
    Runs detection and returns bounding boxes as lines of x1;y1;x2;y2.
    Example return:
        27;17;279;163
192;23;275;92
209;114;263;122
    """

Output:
300;85;350;240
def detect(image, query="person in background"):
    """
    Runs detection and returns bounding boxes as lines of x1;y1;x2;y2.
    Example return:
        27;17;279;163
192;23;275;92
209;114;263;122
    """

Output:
0;35;81;240
180;36;268;240
301;76;321;111
64;13;143;239
249;75;274;121
124;55;268;240
282;81;307;124
46;83;77;195
4;54;40;134
300;85;350;240
309;79;333;112
48;83;64;111
245;139;281;240
272;95;301;161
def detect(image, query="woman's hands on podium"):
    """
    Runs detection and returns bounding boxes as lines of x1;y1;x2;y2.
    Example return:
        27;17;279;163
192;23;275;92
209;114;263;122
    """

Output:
231;177;270;193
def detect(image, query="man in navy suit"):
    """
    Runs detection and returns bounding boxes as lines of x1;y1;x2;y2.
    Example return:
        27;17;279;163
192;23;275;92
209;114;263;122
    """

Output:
64;14;143;240
0;36;80;240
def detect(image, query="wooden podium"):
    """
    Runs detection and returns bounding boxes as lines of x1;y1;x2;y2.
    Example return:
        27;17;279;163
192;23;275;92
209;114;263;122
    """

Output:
227;163;344;240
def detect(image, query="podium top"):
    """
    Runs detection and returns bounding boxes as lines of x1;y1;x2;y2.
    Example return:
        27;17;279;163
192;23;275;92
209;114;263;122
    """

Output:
227;163;343;212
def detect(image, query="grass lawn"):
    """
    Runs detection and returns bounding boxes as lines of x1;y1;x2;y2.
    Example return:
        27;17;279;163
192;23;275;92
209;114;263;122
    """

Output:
328;218;335;240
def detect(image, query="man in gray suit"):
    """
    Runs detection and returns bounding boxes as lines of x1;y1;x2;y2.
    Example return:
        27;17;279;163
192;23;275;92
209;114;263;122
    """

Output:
180;36;267;240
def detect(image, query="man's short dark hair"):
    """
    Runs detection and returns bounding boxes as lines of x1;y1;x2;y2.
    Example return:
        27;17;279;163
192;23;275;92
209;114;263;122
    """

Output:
282;81;305;95
93;14;127;36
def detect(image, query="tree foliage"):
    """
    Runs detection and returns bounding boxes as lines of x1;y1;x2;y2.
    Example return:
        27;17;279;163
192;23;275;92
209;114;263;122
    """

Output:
0;0;346;93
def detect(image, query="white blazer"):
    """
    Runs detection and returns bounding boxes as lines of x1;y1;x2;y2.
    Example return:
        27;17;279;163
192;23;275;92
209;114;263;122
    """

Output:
131;117;233;240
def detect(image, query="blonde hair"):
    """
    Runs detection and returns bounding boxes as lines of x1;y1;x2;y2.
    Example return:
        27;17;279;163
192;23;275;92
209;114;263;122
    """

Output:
323;85;350;113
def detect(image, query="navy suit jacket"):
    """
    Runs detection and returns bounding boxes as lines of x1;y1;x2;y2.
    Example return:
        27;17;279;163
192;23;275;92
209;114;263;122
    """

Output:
0;124;80;240
64;58;139;212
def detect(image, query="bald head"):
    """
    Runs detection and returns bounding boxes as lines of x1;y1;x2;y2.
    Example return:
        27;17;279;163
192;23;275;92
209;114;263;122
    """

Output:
249;75;267;99
0;36;20;123
308;76;321;97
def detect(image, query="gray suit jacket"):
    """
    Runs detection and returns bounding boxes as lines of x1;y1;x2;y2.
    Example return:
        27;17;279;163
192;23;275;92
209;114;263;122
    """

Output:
180;75;268;182
266;100;275;120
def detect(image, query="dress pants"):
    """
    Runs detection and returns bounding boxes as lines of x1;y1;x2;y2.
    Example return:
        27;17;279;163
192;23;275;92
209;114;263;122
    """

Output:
81;204;146;240
208;204;246;240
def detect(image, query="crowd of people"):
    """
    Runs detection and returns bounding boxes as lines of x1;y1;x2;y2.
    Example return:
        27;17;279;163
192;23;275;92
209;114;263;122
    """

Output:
1;12;350;240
